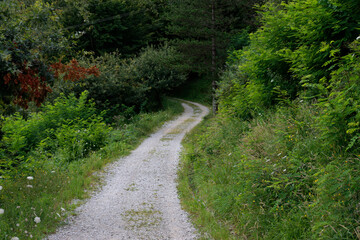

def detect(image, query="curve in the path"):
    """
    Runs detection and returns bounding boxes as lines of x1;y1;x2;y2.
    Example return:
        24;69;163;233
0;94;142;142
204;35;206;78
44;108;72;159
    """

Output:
46;100;209;240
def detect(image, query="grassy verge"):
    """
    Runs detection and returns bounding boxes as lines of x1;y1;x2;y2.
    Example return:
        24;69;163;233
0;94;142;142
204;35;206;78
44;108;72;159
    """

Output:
178;102;360;239
0;98;183;240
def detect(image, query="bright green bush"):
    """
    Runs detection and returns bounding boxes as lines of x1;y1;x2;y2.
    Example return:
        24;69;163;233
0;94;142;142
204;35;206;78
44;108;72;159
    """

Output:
316;39;360;151
219;0;360;118
0;98;183;240
0;91;111;175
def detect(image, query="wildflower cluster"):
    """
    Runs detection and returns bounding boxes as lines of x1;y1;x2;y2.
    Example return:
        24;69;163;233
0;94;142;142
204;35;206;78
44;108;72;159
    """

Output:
0;169;72;239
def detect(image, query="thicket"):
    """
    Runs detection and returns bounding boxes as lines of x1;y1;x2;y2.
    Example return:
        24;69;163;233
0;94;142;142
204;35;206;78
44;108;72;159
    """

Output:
0;97;183;239
219;0;360;118
0;1;188;239
0;91;111;177
0;0;68;114
180;0;360;239
51;45;187;122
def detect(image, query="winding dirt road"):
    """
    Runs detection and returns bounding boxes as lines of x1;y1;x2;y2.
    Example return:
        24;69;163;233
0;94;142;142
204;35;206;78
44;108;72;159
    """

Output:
47;100;209;240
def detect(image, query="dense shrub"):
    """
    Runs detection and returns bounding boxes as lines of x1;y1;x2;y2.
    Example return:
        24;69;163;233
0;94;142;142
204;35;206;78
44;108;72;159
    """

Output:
0;0;68;113
317;38;360;151
73;45;186;121
219;0;360;118
182;102;360;239
0;91;111;176
0;98;183;240
183;0;360;238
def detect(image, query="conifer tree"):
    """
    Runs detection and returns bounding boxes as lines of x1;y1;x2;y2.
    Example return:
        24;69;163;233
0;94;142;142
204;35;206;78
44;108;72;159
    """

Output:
166;0;263;113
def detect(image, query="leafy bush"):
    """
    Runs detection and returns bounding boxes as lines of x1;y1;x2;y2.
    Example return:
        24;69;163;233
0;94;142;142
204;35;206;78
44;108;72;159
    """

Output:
317;38;360;151
131;45;187;110
0;91;111;175
181;102;360;239
219;0;360;118
181;0;360;239
0;0;69;112
0;98;183;240
74;45;187;121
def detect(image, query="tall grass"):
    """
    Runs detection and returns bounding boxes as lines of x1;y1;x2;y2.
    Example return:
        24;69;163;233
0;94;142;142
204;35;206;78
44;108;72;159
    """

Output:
0;98;183;240
179;102;360;239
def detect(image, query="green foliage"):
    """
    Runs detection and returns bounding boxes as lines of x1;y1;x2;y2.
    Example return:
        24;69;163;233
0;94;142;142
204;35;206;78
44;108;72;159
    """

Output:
130;45;187;110
72;45;187;119
171;75;213;106
0;0;69;113
181;102;360;239
0;98;183;240
60;0;167;56
189;0;360;238
0;91;111;175
219;0;360;118
166;0;262;75
316;39;360;151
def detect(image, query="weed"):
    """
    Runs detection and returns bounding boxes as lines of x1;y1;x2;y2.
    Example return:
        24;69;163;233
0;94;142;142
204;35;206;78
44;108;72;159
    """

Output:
0;98;183;239
179;102;360;239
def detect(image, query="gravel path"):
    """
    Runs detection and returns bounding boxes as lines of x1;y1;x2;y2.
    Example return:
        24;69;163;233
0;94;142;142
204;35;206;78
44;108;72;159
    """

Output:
46;100;209;240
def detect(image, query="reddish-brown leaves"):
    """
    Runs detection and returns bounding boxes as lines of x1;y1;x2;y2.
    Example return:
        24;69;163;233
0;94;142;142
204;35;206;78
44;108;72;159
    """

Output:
3;59;100;108
3;67;52;108
50;59;100;82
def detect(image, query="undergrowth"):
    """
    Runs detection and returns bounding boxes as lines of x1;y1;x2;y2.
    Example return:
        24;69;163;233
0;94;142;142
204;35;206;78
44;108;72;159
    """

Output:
179;101;360;239
171;75;212;106
0;96;183;240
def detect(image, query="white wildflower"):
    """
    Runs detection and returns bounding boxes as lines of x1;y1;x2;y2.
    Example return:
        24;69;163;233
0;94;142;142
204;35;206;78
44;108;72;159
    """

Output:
34;217;41;224
283;169;287;172
277;152;282;156
51;171;55;173
0;208;4;214
61;207;65;212
11;237;19;240
265;158;271;162
357;36;360;40
282;155;287;159
27;185;33;188
0;186;2;190
16;223;20;227
27;176;34;180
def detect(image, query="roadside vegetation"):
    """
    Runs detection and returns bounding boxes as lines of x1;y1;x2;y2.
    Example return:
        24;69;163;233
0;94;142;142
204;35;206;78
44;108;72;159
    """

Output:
179;0;360;239
2;0;360;239
0;95;182;239
0;1;185;239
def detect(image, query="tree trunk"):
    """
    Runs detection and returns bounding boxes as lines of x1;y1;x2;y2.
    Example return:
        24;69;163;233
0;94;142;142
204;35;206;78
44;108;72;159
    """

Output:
211;0;218;115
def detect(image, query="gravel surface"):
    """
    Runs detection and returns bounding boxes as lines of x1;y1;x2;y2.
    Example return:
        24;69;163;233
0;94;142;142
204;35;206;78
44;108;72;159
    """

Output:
46;100;209;240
